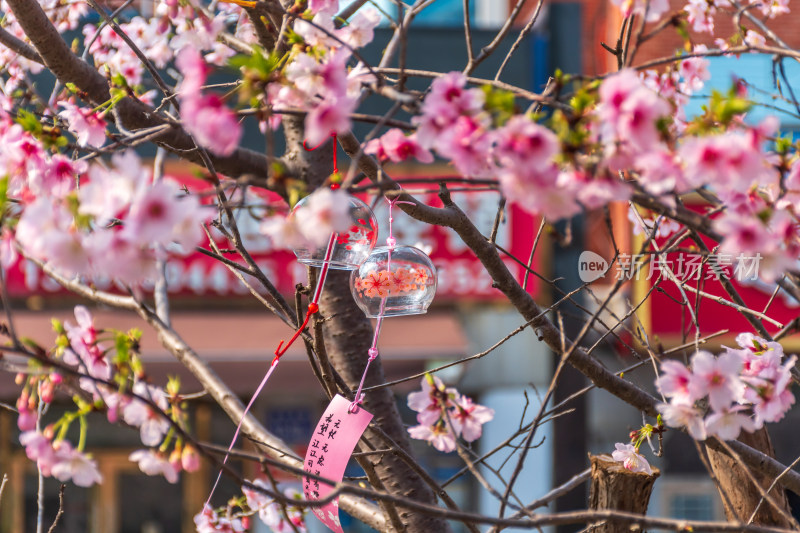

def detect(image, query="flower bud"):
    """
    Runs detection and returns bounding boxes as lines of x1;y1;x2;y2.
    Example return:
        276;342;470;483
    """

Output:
169;449;182;472
17;407;37;431
40;381;54;404
16;390;29;410
181;444;200;472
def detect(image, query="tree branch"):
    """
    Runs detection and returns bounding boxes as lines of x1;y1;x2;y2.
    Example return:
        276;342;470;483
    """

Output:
5;0;273;184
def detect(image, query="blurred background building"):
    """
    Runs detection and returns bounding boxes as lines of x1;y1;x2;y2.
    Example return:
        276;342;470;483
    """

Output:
6;0;800;532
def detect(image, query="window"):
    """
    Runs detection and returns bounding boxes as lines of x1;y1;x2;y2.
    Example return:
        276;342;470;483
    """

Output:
654;477;724;532
371;0;507;28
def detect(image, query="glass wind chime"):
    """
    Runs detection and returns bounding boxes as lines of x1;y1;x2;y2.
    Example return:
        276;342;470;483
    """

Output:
206;134;437;533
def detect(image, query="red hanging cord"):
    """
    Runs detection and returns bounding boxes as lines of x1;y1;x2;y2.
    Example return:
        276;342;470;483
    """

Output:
206;132;341;507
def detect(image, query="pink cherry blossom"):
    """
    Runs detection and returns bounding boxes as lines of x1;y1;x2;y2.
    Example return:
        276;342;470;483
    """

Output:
611;443;653;475
610;0;669;21
42;155;84;198
422;72;484;122
0;229;17;269
656;401;707;440
58;101;107;148
62;305;110;381
366;129;434;164
339;9;380;48
304;96;355;147
176;48;241;156
309;0;338;14
130;449;180;483
176;46;209;95
123;181;185;245
51;441;103;487
408;421;457;453
292;14;338;49
292;188;353;247
679;52;711;93
193;505;246;533
15;197;90;278
597;69;642;125
78;150;146;224
688;350;742;412
493;115;560;170
285;51;347;100
575;174;632;209
243;478;273;515
656;360;695;403
407;375;457;426
704;406;756;441
714;213;772;256
450;395;494;442
634;149;689;195
744;30;767;47
730;333;784;378
260;214;309;250
684;0;717;33
414;72;485;149
243;481;306;532
20;431;56;475
433;115;493;177
180;94;242;156
744;355;796;427
616;88;669;154
123;382;171;447
500;167;581;221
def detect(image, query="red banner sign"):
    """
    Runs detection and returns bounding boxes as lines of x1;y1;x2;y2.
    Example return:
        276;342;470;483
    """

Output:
5;182;544;301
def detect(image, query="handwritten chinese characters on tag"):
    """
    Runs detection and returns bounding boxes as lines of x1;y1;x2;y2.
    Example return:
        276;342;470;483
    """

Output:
303;394;373;533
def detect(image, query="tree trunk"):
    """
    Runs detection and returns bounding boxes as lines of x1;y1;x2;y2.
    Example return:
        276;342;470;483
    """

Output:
588;454;660;533
320;269;452;533
706;428;793;527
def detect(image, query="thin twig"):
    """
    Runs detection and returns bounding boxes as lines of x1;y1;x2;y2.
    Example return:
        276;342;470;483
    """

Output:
47;485;66;533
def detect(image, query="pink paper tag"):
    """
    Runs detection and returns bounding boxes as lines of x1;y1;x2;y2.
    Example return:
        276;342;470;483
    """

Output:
303;395;373;532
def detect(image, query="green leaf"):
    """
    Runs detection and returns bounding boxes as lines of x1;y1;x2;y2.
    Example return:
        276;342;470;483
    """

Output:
16;109;42;134
0;176;8;215
482;85;516;127
115;331;130;363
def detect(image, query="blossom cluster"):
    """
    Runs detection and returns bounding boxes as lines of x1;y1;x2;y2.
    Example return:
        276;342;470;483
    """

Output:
656;333;796;441
353;267;429;298
17;306;199;488
194;480;307;533
14;150;209;284
80;0;247;90
194;505;247;533
266;6;381;144
260;188;355;249
407;374;494;453
611;442;654;475
243;481;307;532
363;59;707;223
176;47;242;156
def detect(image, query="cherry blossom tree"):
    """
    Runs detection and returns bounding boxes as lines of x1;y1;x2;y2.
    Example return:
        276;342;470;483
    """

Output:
4;0;800;531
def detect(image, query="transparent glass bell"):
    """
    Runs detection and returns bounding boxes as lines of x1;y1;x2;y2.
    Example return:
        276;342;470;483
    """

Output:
351;246;437;317
292;194;378;270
